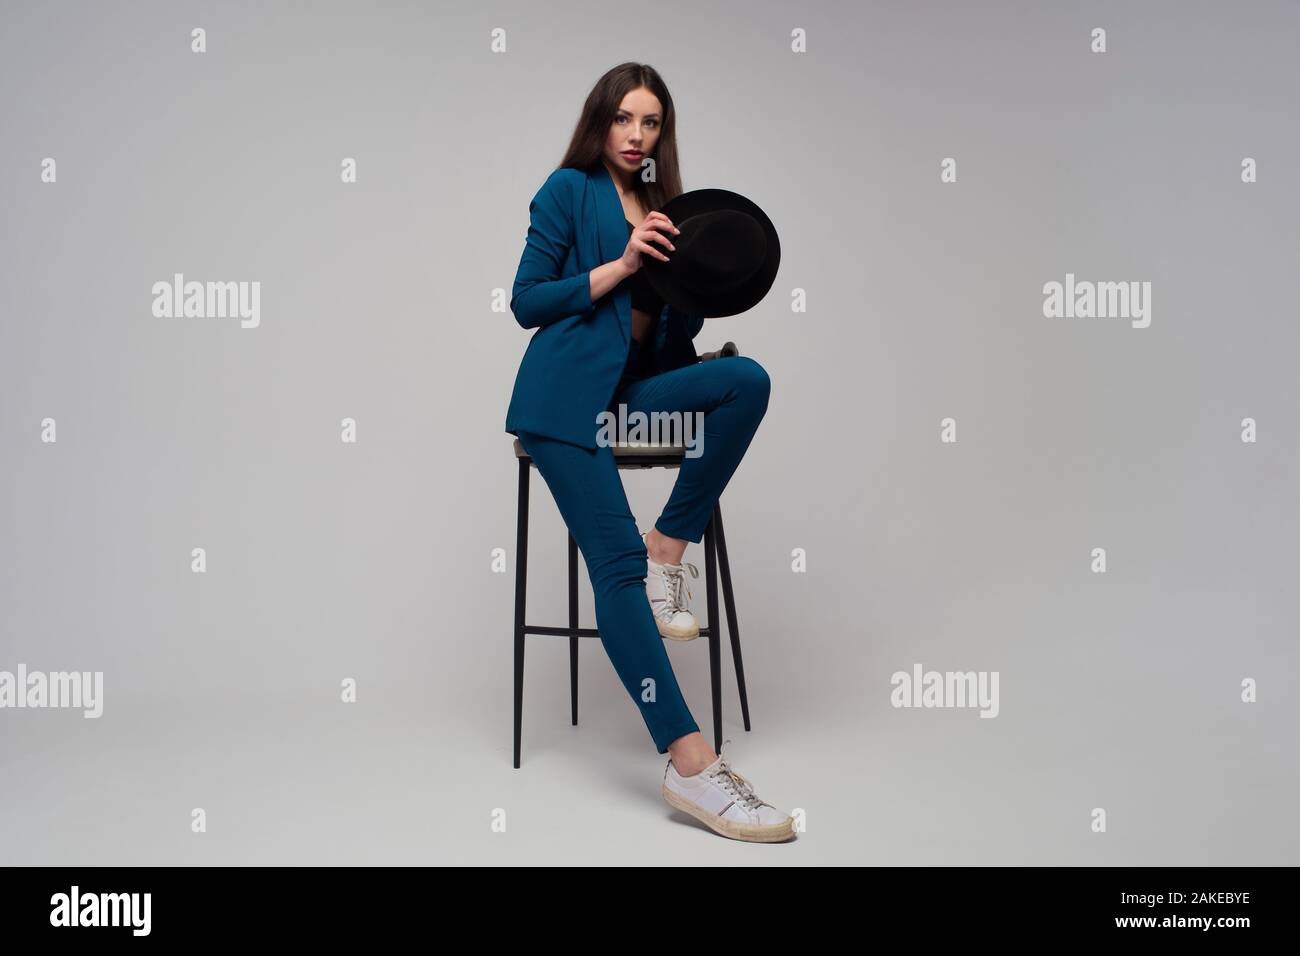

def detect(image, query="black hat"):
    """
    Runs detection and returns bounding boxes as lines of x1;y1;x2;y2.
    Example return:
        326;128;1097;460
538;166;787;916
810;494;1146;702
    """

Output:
641;188;780;318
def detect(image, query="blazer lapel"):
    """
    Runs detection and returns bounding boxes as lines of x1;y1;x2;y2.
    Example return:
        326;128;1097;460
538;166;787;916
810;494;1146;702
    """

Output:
590;162;629;347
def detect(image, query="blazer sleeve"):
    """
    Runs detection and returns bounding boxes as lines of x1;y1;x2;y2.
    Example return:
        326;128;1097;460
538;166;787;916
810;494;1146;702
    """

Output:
509;170;594;331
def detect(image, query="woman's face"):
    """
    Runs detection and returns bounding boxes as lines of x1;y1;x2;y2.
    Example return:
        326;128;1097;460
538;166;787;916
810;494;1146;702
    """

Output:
603;86;663;178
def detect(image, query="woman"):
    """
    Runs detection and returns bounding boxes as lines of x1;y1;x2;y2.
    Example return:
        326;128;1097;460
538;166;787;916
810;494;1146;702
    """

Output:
505;63;793;843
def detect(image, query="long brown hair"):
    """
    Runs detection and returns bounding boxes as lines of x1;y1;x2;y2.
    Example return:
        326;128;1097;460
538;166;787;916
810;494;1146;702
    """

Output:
557;62;683;214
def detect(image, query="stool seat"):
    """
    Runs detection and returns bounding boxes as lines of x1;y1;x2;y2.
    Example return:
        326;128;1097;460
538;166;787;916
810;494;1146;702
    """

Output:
513;437;687;469
510;341;740;469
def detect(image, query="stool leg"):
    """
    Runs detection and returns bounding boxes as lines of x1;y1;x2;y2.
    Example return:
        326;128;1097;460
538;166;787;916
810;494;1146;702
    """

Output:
713;503;751;732
513;458;529;769
568;531;579;725
703;513;722;754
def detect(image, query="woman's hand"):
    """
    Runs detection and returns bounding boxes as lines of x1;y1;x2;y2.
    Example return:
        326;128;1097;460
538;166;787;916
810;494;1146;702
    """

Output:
621;212;679;273
587;213;681;305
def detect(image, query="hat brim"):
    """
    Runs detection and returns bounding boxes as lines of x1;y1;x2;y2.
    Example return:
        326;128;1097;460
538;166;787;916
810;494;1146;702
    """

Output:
641;188;780;318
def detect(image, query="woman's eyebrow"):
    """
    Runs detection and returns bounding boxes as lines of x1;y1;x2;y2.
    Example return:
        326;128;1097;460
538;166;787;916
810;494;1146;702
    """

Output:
617;109;661;118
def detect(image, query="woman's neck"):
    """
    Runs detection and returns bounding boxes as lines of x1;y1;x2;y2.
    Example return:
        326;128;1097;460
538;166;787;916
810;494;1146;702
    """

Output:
602;157;636;192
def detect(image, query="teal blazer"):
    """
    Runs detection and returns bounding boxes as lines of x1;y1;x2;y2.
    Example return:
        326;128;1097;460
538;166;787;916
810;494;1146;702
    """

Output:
505;161;706;449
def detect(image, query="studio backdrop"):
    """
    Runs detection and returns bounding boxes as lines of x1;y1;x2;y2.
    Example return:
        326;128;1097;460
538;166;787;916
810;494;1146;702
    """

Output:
1;0;1297;865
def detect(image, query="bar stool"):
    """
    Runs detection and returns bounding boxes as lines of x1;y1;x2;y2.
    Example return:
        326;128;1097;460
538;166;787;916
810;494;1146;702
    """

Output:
511;342;753;768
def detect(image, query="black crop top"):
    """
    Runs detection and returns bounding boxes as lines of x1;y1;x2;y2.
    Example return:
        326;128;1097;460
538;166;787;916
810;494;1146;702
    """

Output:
625;219;664;317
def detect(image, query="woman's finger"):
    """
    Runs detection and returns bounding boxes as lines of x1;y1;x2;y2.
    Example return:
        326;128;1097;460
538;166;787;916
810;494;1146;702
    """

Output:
646;211;679;234
639;226;675;251
635;237;670;262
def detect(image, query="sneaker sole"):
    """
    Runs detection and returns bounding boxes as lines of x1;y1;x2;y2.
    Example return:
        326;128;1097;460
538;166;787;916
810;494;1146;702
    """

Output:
661;784;796;842
657;620;699;641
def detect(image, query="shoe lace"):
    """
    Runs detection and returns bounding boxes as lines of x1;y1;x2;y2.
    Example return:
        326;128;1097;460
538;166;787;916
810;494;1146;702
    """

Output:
659;560;698;614
709;739;766;811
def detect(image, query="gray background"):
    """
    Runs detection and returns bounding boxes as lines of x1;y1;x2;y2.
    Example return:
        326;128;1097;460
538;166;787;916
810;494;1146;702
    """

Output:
2;0;1297;865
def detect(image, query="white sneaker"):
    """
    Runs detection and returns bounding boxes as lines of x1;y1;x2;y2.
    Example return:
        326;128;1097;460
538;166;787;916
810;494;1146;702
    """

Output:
661;740;796;842
641;530;700;641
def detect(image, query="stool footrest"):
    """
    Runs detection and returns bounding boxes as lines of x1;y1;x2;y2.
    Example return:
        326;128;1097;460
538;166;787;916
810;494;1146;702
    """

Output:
522;624;716;639
525;625;601;638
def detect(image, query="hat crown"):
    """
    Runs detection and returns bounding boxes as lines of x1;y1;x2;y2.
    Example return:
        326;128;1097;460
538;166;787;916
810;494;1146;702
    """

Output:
675;210;766;294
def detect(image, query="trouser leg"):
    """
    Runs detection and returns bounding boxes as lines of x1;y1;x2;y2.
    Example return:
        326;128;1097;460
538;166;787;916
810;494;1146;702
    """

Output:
612;355;771;544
